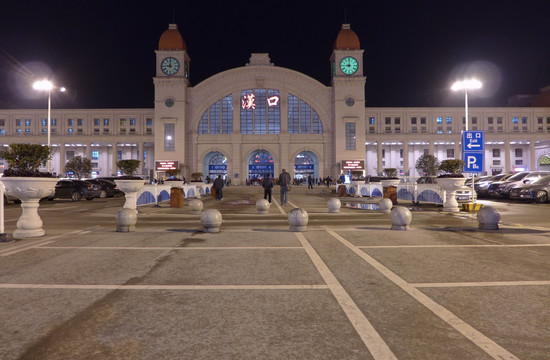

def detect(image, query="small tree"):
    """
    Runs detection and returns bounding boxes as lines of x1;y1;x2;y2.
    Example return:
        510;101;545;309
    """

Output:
117;159;141;177
64;156;92;179
191;172;203;182
415;154;440;176
438;159;465;177
0;143;52;177
383;168;398;178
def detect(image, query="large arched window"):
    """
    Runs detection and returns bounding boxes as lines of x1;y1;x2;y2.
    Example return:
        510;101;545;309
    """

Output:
198;95;233;134
288;94;323;134
240;88;281;134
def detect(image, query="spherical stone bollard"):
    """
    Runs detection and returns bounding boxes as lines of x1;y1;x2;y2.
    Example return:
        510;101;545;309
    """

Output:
477;206;500;230
390;206;412;230
327;198;341;213
201;209;223;233
116;208;138;232
378;198;393;214
188;198;203;214
256;199;270;214
288;208;309;232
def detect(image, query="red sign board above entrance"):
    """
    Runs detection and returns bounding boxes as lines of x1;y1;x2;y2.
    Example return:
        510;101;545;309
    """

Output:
342;160;364;170
155;161;179;171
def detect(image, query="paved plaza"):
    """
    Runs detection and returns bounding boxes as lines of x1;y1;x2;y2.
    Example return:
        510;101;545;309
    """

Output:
1;185;549;359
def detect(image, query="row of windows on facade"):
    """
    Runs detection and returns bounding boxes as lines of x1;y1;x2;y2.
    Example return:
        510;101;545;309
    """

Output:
63;150;147;169
372;116;550;125
379;147;525;159
197;92;324;135
0;118;153;136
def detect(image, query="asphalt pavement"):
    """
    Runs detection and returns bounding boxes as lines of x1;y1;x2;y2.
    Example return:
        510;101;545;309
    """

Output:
0;185;549;360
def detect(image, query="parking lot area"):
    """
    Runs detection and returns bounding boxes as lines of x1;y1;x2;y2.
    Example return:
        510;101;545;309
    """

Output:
1;186;549;359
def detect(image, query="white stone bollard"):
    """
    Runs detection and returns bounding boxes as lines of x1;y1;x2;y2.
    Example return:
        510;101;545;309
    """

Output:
116;208;138;232
188;198;203;214
201;209;223;233
477;206;500;230
256;199;270;214
288;208;309;232
390;206;412;230
378;198;393;214
327;198;341;213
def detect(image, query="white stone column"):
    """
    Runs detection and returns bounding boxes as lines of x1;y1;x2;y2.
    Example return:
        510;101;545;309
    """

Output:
403;142;409;175
58;143;65;176
139;142;145;175
377;142;383;175
530;141;536;170
505;141;511;172
112;143;118;176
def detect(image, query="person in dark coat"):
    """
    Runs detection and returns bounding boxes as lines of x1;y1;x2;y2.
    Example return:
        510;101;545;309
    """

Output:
262;174;274;203
278;169;291;205
213;175;224;201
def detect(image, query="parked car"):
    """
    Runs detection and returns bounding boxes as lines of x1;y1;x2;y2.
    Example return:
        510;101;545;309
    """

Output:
415;176;476;203
47;179;102;201
509;175;550;203
474;173;513;198
85;178;123;198
487;171;529;198
489;171;550;198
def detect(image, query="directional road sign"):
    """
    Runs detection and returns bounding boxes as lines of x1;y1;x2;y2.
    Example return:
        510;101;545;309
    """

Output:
462;131;484;152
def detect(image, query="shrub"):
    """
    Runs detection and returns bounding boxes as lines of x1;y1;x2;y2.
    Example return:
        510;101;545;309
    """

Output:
438;159;465;177
383;168;398;178
64;156;92;179
0;144;53;177
415;154;440;176
117;159;141;178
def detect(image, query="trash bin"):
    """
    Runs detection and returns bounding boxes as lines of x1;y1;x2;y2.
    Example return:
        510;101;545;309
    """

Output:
383;186;397;205
337;185;347;197
170;187;184;207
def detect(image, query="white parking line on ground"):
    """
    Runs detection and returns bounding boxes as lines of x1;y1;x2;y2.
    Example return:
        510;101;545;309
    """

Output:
323;225;520;360
294;232;398;360
0;284;329;290
411;280;550;288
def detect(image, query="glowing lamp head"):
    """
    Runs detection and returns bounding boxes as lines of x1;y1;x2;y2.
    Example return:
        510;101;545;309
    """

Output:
451;79;482;91
32;80;54;91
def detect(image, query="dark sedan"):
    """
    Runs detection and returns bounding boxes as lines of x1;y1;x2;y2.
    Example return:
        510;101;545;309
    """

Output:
47;179;102;201
509;175;550;203
85;178;123;198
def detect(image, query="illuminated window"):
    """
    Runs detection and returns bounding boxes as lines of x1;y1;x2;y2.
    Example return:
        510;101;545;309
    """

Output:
512;117;518;124
164;123;175;151
369;117;375;125
198;95;233;134
287;94;323;134
25;119;31;126
436;117;443;124
92;150;99;160
68;119;74;126
446;117;452;124
120;118;126;127
345;122;356;150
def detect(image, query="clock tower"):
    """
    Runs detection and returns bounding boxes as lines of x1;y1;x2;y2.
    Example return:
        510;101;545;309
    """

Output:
330;23;366;177
154;23;190;176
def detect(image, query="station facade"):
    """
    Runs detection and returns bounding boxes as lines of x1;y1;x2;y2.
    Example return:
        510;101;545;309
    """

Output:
1;23;550;182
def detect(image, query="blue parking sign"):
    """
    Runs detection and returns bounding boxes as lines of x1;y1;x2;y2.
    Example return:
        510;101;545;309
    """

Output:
463;152;483;173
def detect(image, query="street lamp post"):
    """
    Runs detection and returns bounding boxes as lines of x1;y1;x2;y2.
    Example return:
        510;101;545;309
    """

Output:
32;80;66;173
452;79;482;203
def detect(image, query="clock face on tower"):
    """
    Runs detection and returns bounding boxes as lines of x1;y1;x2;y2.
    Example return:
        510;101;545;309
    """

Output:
161;57;180;76
340;56;358;75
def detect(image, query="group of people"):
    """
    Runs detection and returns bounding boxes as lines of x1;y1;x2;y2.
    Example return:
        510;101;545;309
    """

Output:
261;169;292;205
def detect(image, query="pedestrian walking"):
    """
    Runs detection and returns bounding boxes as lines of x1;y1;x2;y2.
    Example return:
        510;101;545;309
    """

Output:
262;174;274;203
278;169;291;205
213;175;224;201
307;174;313;189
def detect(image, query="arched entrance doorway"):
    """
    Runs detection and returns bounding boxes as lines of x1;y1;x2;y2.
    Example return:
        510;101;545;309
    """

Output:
203;151;227;181
248;150;274;185
294;151;318;180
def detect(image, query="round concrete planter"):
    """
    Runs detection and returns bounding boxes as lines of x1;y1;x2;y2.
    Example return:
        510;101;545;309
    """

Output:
327;198;341;213
201;209;222;233
1;177;57;239
437;177;466;213
256;199;270;214
115;179;145;210
288;208;309;232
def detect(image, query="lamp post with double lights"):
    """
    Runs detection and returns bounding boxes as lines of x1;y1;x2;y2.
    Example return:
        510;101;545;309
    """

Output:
32;80;66;173
452;79;482;202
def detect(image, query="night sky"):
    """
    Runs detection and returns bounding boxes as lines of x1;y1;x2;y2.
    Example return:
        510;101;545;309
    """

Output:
1;0;550;110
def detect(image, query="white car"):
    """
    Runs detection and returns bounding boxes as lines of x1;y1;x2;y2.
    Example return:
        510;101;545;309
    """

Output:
416;176;477;203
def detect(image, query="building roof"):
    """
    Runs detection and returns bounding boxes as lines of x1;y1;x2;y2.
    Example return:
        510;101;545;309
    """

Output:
158;24;187;51
531;86;550;106
333;24;360;50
